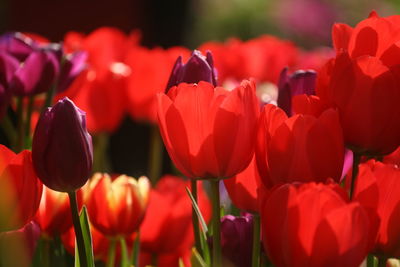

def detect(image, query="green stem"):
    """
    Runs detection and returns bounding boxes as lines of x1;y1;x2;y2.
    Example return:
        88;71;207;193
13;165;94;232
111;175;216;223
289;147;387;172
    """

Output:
43;84;56;111
24;96;34;149
349;153;361;199
15;96;25;152
148;126;163;185
106;239;117;267
132;232;140;267
42;238;50;267
119;237;129;267
210;180;221;267
252;214;260;267
367;254;376;267
1;116;16;146
191;179;202;255
68;191;88;267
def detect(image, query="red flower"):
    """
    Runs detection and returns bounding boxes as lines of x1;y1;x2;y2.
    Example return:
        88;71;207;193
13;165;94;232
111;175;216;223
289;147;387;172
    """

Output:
86;173;150;237
223;155;262;212
261;182;370;267
317;12;400;155
124;46;190;123
354;160;400;257
157;80;259;179
255;104;344;188
0;145;43;231
140;175;211;254
35;186;83;238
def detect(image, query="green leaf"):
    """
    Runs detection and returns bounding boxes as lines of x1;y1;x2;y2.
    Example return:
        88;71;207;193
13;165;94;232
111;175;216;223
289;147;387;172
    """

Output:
77;206;95;267
185;186;208;234
191;248;208;267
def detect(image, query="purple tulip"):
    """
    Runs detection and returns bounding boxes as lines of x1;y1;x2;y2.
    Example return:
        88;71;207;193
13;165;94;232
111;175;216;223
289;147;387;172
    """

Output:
277;67;317;116
10;50;60;96
32;97;93;192
221;214;253;267
0;52;19;119
165;50;218;93
56;51;88;93
0;32;36;61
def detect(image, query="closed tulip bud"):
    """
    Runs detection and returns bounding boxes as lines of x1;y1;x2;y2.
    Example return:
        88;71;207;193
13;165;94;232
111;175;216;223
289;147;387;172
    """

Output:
86;173;150;237
0;145;43;231
165;50;217;93
261;182;370;267
220;214;253;267
277;67;317;116
255;104;344;187
157;80;259;179
32;97;93;192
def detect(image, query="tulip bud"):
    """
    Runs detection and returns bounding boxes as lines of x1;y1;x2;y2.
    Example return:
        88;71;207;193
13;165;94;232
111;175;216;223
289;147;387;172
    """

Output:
86;173;150;237
165;50;217;93
220;214;253;267
32;97;93;192
277;67;316;116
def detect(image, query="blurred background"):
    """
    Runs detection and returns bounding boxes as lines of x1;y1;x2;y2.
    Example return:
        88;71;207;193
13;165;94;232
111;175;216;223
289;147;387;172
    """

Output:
1;0;399;177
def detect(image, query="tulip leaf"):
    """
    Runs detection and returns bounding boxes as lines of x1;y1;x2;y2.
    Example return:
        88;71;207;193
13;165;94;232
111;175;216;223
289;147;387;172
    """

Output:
191;248;208;267
77;206;95;267
185;186;208;234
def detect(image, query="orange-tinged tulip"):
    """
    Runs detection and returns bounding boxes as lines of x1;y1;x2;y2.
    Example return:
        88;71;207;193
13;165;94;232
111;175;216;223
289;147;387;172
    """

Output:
0;145;42;231
86;173;150;237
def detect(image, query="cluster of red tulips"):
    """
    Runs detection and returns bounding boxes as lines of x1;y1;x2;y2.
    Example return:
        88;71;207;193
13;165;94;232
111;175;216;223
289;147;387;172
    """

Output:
0;10;400;267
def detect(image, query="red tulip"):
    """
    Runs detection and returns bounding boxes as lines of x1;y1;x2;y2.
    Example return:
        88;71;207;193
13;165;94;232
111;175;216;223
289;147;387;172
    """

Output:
261;182;370;267
157;80;259;179
223;155;262;212
354;160;400;257
86;173;150;237
255;104;344;188
35;186;83;238
317;12;400;155
0;221;41;267
0;145;43;231
140;175;211;254
383;146;400;166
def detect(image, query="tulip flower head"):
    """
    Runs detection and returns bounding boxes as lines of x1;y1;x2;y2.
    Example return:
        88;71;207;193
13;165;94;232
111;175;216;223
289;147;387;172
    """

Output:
157;80;259;179
86;173;150;237
32;97;93;192
165;50;217;93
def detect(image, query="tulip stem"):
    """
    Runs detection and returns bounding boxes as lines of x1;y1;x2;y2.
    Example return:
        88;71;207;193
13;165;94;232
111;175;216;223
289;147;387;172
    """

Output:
252;213;260;267
43;84;56;110
24;96;34;148
68;191;88;267
210;180;221;267
15;96;25;152
106;239;117;267
148;125;163;184
119;237;129;267
191;179;202;255
349;152;361;199
132;231;140;267
1;116;16;147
